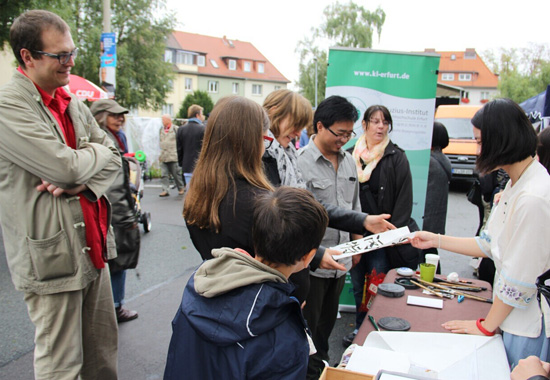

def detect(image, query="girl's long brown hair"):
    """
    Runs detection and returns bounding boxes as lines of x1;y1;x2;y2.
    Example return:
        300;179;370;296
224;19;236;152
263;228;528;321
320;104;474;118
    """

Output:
183;96;273;231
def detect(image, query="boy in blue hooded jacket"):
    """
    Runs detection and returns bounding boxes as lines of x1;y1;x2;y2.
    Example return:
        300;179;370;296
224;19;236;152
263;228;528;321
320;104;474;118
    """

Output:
164;186;329;379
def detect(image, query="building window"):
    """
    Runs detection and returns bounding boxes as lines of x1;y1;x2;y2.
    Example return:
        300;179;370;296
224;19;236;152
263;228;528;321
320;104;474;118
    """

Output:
481;91;490;100
185;78;192;91
232;82;239;94
274;86;281;90
162;104;173;117
177;52;193;65
244;61;251;72
252;84;262;95
257;63;264;73
164;49;173;63
210;59;219;68
208;81;219;93
459;73;472;81
197;56;205;67
441;73;454;81
228;59;237;70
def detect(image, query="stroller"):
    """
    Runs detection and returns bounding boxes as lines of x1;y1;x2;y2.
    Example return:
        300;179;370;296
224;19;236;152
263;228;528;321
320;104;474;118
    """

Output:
124;150;152;233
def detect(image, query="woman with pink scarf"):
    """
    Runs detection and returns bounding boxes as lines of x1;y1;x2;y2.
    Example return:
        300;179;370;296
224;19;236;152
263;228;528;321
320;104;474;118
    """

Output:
343;104;417;346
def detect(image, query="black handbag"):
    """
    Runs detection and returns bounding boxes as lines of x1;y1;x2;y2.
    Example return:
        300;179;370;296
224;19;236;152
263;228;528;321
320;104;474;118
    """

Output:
536;268;550;309
467;179;482;206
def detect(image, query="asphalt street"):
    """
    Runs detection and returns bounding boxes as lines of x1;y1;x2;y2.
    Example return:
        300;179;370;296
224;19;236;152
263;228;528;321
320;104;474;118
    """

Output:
0;180;478;379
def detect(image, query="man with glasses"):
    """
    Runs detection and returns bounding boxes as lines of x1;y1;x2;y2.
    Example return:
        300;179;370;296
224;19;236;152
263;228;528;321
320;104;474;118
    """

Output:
297;95;362;379
0;10;120;379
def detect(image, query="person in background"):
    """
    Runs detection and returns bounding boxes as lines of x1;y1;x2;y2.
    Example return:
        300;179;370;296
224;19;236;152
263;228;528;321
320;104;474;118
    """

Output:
0;10;120;378
410;98;550;367
91;99;140;323
343;104;417;347
299;124;312;148
537;127;550;174
422;122;451;263
164;186;329;380
176;104;205;188
297;95;363;379
159;114;184;197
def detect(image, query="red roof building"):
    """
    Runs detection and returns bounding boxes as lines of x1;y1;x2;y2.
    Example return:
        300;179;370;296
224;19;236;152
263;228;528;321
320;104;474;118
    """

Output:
150;31;289;116
427;48;499;106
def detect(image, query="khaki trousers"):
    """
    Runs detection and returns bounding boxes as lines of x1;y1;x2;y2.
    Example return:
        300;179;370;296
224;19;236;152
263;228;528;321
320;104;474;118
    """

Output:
24;268;118;380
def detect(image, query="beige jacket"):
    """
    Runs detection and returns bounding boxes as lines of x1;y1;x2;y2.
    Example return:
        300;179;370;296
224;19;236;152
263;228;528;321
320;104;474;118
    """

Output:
0;71;121;295
159;124;178;163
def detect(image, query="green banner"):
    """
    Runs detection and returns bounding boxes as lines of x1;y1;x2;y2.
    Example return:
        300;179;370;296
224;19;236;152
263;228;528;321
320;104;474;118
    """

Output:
327;48;440;227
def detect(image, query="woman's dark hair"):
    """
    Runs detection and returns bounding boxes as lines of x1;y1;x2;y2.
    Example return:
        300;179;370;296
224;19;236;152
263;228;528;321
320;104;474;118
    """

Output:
363;105;393;132
252;187;328;265
471;98;537;174
537;127;550;175
432;121;449;150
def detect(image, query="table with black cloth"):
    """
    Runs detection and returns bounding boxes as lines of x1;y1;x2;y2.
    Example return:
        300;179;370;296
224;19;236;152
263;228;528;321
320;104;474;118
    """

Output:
354;269;493;345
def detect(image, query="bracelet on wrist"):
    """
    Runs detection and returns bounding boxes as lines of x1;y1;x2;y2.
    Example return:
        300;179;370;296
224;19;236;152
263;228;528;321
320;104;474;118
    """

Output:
476;318;495;336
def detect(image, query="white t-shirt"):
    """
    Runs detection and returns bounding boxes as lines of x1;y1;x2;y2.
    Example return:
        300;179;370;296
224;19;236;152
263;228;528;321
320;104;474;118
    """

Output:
476;160;550;338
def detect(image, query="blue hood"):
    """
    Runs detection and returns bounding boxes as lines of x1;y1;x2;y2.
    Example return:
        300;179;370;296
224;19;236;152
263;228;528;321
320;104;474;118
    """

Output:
182;248;303;346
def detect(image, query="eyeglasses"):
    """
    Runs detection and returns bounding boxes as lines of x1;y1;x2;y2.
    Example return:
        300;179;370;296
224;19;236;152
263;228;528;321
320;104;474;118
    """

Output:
263;135;274;149
369;118;390;127
326;126;356;140
108;113;125;119
32;48;78;65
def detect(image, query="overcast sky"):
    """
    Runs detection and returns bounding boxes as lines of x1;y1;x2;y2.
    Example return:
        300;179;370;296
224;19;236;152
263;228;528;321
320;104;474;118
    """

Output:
165;0;550;87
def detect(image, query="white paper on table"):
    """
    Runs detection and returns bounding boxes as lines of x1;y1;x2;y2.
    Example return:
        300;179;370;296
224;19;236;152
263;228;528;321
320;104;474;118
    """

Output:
362;332;510;380
331;226;414;260
407;295;443;309
346;346;411;376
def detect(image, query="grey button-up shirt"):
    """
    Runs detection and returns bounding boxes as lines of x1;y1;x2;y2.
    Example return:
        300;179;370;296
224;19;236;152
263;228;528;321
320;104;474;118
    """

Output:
297;135;361;278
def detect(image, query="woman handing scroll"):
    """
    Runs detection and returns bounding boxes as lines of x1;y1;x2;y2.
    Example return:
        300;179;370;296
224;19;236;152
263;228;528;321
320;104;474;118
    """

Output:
409;98;550;368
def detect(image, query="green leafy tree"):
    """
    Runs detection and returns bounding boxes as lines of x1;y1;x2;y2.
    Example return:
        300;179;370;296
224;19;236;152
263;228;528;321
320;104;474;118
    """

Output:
177;90;214;119
296;1;385;105
1;0;174;110
482;44;550;103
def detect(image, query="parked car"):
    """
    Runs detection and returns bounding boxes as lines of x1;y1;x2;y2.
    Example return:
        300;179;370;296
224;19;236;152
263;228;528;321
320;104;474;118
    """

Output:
435;105;482;181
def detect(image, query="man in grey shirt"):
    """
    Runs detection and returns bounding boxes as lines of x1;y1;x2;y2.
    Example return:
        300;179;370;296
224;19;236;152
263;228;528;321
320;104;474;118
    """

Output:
297;95;362;379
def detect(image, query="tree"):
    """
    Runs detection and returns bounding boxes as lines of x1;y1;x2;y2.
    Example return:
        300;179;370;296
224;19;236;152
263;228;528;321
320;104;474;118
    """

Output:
1;0;175;111
482;44;550;104
296;42;327;108
177;90;214;119
296;2;385;105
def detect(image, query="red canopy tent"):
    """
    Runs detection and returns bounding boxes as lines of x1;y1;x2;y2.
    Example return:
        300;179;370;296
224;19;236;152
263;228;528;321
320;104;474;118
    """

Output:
67;74;108;101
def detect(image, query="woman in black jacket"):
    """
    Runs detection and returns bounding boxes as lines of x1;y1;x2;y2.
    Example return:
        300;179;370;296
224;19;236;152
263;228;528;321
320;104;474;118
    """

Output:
343;105;418;346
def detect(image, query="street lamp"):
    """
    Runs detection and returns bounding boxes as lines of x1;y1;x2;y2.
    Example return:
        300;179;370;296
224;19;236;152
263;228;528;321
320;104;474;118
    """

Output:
314;57;318;108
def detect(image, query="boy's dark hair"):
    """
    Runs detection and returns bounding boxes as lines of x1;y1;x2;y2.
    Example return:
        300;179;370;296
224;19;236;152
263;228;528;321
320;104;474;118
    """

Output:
432;121;449;150
252;187;328;265
313;95;358;133
10;10;69;69
537;127;550;175
472;98;537;174
363;105;393;133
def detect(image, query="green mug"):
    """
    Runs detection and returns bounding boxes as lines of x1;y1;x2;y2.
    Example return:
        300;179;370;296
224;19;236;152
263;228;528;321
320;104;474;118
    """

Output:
420;263;436;283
